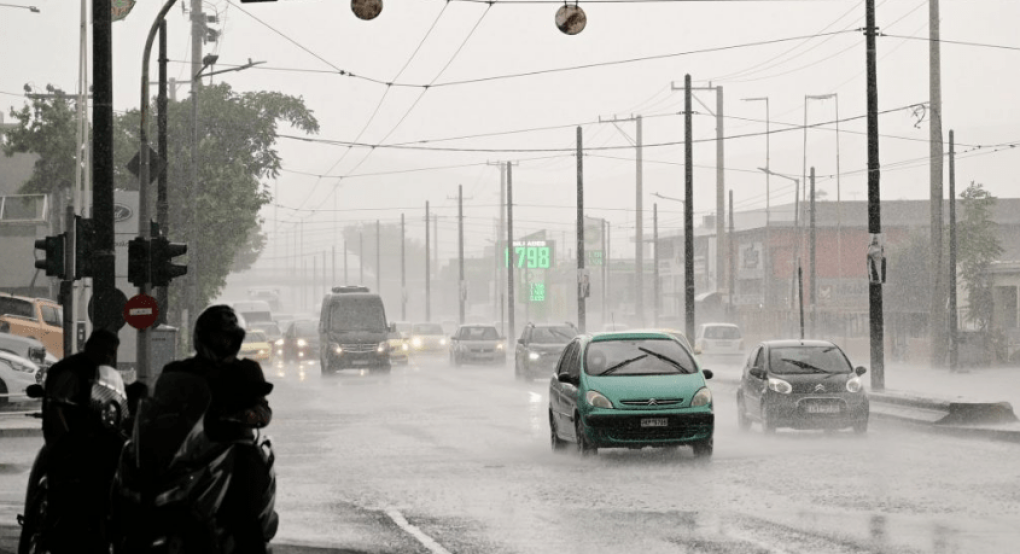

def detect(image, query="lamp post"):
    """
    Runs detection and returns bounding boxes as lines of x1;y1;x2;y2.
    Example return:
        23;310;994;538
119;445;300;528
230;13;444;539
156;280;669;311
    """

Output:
806;93;841;310
758;168;800;316
742;97;770;309
0;2;39;12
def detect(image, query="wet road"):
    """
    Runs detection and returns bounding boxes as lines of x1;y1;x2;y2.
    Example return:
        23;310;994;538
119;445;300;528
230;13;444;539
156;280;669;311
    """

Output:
266;356;1020;554
2;356;1019;553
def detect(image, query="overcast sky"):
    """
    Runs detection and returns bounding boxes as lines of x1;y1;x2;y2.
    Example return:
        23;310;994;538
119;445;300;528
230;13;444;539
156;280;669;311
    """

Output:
1;0;1017;261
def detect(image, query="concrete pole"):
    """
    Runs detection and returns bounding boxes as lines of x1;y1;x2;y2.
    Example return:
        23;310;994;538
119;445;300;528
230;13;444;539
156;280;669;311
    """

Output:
635;115;644;327
507;164;516;344
576;127;586;333
929;0;946;367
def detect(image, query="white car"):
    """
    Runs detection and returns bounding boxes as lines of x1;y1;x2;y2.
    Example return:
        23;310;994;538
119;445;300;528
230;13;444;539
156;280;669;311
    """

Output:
0;350;41;405
694;323;745;361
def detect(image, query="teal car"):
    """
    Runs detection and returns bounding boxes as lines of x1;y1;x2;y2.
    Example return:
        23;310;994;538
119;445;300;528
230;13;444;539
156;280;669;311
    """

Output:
548;331;715;458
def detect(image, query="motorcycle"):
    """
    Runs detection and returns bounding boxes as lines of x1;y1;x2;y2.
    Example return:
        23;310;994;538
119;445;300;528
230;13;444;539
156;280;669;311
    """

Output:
110;372;278;554
17;365;130;554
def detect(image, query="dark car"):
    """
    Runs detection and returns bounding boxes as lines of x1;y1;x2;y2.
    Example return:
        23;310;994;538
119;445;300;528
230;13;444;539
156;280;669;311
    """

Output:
449;325;506;366
281;319;320;365
318;286;392;374
514;323;579;381
736;340;869;435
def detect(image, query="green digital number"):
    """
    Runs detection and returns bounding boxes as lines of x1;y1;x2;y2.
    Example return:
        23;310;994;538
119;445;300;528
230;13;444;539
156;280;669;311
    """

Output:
538;248;550;268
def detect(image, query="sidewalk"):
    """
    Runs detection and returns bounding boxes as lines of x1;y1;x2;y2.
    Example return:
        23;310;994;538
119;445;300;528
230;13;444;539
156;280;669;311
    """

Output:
874;362;1020;409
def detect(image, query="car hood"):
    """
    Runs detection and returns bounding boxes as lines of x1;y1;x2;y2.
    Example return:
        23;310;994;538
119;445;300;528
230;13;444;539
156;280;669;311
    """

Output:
769;371;855;394
584;372;707;405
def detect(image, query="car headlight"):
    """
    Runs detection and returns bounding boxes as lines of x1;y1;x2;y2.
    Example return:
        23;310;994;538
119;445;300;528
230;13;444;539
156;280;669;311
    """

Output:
768;377;793;394
690;387;713;408
377;342;388;353
496;343;504;350
440;338;447;346
297;339;308;347
846;376;863;393
528;351;540;361
412;337;423;347
330;342;342;355
585;390;614;409
402;343;409;351
274;339;284;346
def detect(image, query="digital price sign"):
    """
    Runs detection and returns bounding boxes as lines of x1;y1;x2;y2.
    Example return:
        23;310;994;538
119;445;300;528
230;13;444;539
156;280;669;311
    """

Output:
505;240;554;269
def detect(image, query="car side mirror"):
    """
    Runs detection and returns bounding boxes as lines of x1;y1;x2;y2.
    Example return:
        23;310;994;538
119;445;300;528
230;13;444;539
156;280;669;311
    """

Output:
855;366;867;376
25;384;44;399
702;369;713;380
749;367;766;380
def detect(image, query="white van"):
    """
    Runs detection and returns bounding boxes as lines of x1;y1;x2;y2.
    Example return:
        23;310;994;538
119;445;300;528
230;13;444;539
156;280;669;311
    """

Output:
230;300;273;325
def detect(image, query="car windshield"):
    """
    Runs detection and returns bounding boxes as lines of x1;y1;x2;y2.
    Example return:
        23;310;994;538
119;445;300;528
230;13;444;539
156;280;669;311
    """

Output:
396;323;413;334
329;298;385;332
459;326;499;340
414;324;444;335
293;320;319;336
246;330;268;343
531;326;577;344
251;322;281;339
704;325;741;340
585;338;697;376
769;345;852;375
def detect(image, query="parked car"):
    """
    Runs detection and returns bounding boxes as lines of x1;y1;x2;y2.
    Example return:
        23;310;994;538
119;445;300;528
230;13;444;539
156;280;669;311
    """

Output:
449;325;506;366
0;350;41;405
548;330;714;457
736;339;869;435
410;323;447;355
514;323;579;381
280;319;320;365
694;322;744;361
0;294;63;358
239;330;273;363
0;332;50;371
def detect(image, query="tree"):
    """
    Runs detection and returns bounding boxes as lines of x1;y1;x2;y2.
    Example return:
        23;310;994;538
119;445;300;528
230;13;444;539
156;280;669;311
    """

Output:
957;182;1003;333
3;85;80;198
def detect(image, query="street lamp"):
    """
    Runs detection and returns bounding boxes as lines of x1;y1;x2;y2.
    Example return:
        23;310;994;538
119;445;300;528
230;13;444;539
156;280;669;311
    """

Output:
742;96;770;309
805;93;842;310
0;2;39;12
758;167;801;317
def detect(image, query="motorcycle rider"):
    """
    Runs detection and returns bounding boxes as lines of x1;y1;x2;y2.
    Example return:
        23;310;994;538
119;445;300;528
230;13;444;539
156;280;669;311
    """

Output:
31;328;123;554
142;304;277;552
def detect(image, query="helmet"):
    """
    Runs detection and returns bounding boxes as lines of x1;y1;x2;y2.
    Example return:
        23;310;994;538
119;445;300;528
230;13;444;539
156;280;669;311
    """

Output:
194;305;246;361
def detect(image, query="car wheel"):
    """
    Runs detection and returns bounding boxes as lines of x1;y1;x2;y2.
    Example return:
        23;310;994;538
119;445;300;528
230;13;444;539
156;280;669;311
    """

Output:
575;417;597;456
549;412;567;452
691;437;713;459
736;393;751;432
853;417;869;435
0;378;8;406
761;406;777;435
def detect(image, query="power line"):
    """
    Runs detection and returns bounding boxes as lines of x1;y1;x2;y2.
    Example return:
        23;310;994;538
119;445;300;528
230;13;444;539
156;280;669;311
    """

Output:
881;34;1020;54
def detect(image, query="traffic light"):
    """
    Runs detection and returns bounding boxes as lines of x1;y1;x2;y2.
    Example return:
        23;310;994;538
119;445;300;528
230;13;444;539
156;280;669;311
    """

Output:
150;236;187;287
74;216;97;279
127;237;150;288
34;234;66;279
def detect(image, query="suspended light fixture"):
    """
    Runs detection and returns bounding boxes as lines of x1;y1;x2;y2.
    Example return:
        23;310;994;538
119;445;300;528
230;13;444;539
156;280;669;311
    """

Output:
352;0;382;20
555;1;586;35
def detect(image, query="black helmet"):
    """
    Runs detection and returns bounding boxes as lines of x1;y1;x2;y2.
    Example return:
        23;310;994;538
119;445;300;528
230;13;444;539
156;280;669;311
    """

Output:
194;305;246;360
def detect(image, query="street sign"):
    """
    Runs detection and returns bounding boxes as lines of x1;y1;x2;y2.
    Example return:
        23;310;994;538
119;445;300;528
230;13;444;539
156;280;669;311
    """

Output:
123;294;159;330
126;146;165;184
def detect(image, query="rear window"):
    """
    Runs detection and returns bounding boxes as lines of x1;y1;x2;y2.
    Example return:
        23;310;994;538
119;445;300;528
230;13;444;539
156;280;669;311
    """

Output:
459;326;499;340
0;297;34;319
531;326;577;344
704;326;741;340
585;338;697;376
414;324;444;335
294;320;319;336
328;297;386;332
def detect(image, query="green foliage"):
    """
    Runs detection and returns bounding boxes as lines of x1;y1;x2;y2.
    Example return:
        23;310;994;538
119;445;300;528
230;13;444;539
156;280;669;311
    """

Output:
957;182;1003;331
3;85;81;195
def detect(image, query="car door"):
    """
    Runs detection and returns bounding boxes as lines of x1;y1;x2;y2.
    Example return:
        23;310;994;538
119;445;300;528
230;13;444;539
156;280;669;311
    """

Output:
744;346;767;417
551;340;581;440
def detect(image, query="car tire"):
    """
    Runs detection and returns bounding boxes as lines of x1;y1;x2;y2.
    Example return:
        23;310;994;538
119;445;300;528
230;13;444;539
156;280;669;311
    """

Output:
853;417;868;435
549;412;567;452
692;437;713;459
761;406;777;435
0;378;8;406
736;393;751;432
575;417;597;456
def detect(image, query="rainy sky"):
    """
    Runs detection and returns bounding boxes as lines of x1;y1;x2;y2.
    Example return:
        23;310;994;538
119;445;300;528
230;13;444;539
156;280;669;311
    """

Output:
2;0;1017;257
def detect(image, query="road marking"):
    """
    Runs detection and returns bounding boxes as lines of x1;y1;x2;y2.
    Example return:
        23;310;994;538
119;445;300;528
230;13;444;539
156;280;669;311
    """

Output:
385;509;453;554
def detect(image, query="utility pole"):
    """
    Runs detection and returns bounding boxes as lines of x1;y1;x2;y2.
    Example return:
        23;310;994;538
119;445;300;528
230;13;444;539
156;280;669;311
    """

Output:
866;0;885;389
684;75;696;340
653;203;659;327
359;230;364;285
576;127;586;333
188;0;203;332
948;130;958;372
156;20;169;325
426;202;431;322
401;212;406;321
809;168;817;338
729;189;735;319
929;0;946;367
507;164;516;345
742;96;769;309
673;81;725;297
375;219;380;294
601;218;607;327
458;185;465;325
344;240;348;284
331;245;336;288
598;114;643;326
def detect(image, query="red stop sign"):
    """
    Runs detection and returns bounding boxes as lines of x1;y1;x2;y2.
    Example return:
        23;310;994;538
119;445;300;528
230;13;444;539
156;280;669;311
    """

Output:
123;294;159;330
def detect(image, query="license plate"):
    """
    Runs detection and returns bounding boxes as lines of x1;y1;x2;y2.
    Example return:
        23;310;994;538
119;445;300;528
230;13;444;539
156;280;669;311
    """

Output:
351;359;370;366
641;418;668;428
806;404;840;414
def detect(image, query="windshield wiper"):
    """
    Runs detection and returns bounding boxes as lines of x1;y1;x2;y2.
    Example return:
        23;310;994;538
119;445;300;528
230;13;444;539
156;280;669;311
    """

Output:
638;347;689;373
600;354;647;375
780;358;832;373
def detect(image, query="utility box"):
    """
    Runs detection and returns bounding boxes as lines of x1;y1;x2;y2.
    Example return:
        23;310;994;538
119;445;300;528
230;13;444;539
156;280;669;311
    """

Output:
150;324;179;385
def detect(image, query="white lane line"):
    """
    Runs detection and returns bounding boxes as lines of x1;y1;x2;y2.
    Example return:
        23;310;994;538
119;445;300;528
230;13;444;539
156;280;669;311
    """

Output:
385;509;453;554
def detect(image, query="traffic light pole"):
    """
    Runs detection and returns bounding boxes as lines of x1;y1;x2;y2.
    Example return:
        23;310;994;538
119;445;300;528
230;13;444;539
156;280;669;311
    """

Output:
91;0;118;337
